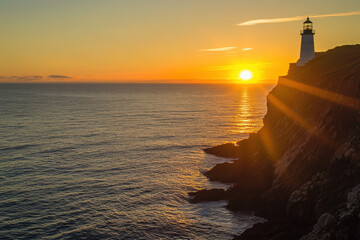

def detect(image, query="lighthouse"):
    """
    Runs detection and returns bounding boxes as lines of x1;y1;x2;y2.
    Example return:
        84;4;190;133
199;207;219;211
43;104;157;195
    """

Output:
296;17;315;66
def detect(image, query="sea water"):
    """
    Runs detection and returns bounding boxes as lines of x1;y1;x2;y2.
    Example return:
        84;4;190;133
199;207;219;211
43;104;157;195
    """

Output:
0;83;274;239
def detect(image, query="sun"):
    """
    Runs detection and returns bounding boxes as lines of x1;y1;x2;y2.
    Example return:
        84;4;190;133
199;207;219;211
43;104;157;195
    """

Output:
239;70;253;81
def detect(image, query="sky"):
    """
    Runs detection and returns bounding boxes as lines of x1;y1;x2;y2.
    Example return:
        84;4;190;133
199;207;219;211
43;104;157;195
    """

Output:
0;0;359;83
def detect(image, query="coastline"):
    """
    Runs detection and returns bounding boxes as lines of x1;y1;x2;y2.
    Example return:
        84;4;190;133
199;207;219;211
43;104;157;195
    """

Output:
190;45;360;239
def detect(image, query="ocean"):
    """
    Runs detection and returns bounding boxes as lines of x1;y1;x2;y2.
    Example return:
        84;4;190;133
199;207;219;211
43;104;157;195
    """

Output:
0;83;274;240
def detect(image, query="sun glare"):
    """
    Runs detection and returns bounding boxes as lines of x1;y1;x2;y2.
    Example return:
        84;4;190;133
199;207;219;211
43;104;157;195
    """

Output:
239;70;253;81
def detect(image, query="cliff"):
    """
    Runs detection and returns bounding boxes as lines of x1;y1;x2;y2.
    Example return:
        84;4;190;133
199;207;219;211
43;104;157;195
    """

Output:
190;45;360;239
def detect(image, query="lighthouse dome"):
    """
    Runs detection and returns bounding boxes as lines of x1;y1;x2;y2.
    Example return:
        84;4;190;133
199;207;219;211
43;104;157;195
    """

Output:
304;17;312;24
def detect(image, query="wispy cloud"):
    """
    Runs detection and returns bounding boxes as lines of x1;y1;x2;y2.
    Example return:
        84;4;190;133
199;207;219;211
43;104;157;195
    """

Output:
0;75;43;81
199;47;253;53
48;75;71;79
238;11;360;26
0;75;72;81
199;47;237;52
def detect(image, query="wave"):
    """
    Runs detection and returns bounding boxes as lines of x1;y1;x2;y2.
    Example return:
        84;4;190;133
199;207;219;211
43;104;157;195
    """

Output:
37;146;77;154
0;144;39;152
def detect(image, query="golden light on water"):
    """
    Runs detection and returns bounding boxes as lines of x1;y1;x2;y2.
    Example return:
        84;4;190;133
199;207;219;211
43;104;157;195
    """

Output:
239;70;253;81
228;85;270;135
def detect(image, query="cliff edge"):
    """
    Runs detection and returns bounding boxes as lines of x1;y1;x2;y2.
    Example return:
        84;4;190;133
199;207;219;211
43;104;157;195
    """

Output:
190;45;360;239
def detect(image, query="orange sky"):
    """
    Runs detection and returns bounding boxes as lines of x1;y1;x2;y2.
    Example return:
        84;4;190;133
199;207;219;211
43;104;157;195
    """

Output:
0;0;359;83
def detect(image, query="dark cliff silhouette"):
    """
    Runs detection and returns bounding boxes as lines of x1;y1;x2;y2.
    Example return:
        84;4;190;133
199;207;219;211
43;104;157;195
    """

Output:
189;45;360;239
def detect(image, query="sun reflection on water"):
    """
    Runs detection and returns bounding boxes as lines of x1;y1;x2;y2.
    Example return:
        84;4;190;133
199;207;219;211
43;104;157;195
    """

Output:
228;85;270;135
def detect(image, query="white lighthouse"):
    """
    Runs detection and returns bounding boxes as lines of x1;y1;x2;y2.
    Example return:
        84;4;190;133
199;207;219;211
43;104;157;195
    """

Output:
296;17;315;66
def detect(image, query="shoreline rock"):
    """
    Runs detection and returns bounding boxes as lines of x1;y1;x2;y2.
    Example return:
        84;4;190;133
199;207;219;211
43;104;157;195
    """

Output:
204;143;241;158
188;189;226;203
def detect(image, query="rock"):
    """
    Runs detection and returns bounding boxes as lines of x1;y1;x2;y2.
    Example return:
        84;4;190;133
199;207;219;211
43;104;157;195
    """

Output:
345;148;355;159
237;219;310;240
313;213;336;233
204;161;239;183
347;184;360;210
188;189;226;203
203;143;240;158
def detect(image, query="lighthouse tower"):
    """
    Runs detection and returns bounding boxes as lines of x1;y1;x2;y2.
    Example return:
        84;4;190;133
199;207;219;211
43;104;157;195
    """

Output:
296;17;315;66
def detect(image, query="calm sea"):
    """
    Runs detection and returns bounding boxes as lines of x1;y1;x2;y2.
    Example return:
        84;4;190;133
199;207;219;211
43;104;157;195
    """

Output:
0;83;274;240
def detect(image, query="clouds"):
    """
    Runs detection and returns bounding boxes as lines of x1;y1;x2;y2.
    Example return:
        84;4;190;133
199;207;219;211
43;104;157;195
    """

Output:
199;47;237;52
48;75;71;79
0;75;71;82
238;10;360;26
199;47;253;53
239;16;304;26
0;75;43;81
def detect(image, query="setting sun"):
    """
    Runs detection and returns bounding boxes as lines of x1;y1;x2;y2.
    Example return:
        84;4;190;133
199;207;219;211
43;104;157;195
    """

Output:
239;70;253;81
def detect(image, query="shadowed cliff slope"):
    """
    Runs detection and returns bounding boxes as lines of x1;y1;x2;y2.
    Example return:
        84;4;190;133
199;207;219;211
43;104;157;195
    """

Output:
191;45;360;239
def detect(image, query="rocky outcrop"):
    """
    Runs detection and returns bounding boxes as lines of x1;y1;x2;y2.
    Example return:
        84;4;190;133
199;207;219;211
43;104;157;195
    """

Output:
190;45;360;239
188;189;226;203
203;143;241;158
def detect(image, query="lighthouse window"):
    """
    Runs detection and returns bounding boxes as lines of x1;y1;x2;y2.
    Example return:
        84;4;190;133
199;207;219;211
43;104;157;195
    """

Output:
304;23;312;30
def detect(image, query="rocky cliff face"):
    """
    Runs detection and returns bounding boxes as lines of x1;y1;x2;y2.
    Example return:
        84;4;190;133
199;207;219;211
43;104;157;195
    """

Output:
191;45;360;239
